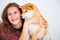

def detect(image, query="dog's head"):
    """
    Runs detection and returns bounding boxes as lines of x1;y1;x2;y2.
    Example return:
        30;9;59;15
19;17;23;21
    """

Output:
20;3;39;19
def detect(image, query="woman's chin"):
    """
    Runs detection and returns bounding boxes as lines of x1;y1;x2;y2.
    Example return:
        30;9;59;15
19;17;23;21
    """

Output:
11;21;19;25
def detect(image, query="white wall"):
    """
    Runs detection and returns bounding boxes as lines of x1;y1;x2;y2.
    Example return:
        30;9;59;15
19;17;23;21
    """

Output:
0;0;60;40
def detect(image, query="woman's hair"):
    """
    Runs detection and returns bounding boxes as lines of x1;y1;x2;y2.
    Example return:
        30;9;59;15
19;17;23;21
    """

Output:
1;2;24;33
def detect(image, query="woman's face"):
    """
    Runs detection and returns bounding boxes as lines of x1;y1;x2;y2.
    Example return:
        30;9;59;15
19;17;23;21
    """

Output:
7;6;22;29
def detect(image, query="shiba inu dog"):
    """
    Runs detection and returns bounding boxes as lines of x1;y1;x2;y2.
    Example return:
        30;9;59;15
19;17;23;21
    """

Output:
20;3;51;40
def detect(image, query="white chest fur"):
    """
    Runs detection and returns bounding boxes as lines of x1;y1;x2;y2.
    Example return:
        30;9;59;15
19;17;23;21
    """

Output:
28;24;39;36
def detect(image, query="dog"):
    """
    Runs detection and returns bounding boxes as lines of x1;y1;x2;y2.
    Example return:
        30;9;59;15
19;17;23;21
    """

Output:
20;3;51;40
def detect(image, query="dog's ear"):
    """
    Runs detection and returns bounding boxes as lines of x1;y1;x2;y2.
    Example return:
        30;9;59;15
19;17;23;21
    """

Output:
19;6;23;9
20;3;36;10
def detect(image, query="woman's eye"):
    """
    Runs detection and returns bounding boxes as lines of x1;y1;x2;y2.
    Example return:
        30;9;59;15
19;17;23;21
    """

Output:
8;13;12;16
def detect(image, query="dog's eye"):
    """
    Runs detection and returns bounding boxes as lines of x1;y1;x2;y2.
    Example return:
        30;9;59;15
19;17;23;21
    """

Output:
25;10;27;12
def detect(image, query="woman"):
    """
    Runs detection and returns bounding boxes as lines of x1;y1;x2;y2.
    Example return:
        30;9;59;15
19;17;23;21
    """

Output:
0;2;40;40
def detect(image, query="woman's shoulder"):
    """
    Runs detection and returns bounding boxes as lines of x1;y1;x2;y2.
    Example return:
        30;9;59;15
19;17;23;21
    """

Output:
0;21;18;40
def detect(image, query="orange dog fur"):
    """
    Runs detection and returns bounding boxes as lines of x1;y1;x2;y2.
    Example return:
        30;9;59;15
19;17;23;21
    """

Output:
20;3;50;40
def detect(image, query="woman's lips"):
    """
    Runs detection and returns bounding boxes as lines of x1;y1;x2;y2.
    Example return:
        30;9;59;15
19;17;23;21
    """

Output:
11;18;18;22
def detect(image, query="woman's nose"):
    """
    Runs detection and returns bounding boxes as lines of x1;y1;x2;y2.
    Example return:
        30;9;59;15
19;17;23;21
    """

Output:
11;14;15;18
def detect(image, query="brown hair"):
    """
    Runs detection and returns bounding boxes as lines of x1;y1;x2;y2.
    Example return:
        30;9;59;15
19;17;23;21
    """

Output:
1;2;23;33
